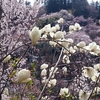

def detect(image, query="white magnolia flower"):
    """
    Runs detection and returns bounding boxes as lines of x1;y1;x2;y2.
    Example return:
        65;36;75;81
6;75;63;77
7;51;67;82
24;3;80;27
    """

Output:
62;55;70;64
74;23;82;31
40;63;48;70
79;90;90;100
77;41;86;48
41;96;47;100
94;64;100;71
61;38;73;48
92;87;100;96
49;41;57;47
41;69;47;77
91;72;99;82
59;87;69;96
62;67;67;75
62;31;66;36
29;26;41;45
41;96;49;100
76;41;86;52
41;34;47;40
60;39;69;48
69;23;82;33
85;42;100;55
17;69;31;83
49;72;55;78
47;83;51;88
58;18;64;24
83;67;97;78
3;55;11;63
54;31;64;40
49;32;55;38
42;78;48;84
43;24;51;33
49;67;58;74
66;38;74;44
55;24;60;30
69;25;75;33
69;46;76;54
51;26;56;32
49;79;57;86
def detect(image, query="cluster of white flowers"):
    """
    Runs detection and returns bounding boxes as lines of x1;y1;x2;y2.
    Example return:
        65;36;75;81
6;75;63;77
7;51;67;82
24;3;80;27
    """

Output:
41;63;48;77
82;63;100;82
40;64;57;88
74;41;86;52
28;18;100;100
29;18;65;47
61;40;100;59
69;23;82;34
85;42;100;56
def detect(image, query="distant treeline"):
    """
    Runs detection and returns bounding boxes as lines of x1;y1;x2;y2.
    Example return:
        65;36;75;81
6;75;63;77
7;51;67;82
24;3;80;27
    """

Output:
44;0;100;19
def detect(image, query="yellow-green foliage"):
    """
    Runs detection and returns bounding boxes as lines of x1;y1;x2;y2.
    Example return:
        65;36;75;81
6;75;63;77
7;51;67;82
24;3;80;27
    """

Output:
36;16;59;28
68;9;74;15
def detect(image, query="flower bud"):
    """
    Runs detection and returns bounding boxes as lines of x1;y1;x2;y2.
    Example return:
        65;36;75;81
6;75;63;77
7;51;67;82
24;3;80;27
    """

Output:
17;69;31;83
29;26;41;45
40;63;48;70
3;55;11;63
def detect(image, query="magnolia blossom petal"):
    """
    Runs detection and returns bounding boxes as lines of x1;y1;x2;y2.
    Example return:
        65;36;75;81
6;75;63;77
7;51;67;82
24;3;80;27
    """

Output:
62;67;67;75
94;64;100;71
49;79;57;86
49;41;57;47
74;23;82;31
79;90;90;100
83;67;97;78
55;24;60;30
59;87;69;96
29;26;41;45
51;26;56;32
40;63;48;70
54;31;64;39
41;69;47;77
49;32;55;38
17;69;31;83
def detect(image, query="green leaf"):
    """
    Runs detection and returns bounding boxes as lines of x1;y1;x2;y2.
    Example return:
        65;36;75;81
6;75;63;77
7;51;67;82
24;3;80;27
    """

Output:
30;94;36;100
31;62;36;69
12;63;16;68
14;57;19;62
27;80;34;85
9;70;17;78
14;97;18;100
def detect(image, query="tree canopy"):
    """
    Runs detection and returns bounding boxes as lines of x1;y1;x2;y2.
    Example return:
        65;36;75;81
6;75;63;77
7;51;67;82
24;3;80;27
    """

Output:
45;0;99;18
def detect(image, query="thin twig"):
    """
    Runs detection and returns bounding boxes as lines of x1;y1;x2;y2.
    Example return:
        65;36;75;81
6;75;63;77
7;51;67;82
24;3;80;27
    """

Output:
37;48;63;100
